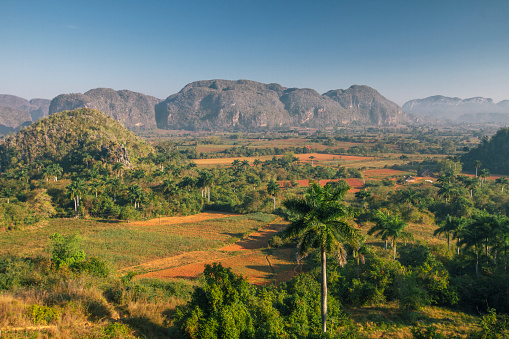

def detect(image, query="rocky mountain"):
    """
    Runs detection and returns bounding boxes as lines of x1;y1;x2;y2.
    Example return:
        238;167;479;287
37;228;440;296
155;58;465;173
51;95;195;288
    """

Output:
155;80;406;131
0;94;51;132
49;88;161;131
0;106;32;134
0;108;153;170
402;95;509;121
324;85;404;125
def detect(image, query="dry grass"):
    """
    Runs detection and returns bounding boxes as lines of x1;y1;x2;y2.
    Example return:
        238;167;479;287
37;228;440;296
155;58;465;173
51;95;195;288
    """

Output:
346;302;480;338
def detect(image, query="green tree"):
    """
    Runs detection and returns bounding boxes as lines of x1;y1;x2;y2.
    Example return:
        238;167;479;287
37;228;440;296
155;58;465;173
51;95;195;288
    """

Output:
49;233;86;269
128;184;145;209
175;263;256;338
67;179;86;217
480;168;491;186
368;210;393;250
283;182;359;333
385;213;413;259
434;215;461;252
309;155;316;166
267;179;280;210
474;160;482;178
437;183;454;206
496;177;509;193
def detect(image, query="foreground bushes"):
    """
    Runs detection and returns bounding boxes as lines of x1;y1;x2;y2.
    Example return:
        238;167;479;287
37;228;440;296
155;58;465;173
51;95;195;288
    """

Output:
175;263;351;339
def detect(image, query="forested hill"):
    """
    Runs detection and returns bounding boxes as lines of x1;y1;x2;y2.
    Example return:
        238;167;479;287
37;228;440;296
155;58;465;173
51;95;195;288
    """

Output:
0;108;153;171
48;88;161;131
461;127;509;175
155;80;408;131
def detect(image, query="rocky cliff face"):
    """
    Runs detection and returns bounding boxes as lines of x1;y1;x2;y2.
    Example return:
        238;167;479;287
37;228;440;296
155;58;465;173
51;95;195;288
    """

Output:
155;80;406;131
324;85;405;125
48;88;161;130
402;95;509;121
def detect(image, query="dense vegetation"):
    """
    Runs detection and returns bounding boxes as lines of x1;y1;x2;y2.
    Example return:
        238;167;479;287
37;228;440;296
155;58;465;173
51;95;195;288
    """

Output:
461;127;509;175
1;114;509;338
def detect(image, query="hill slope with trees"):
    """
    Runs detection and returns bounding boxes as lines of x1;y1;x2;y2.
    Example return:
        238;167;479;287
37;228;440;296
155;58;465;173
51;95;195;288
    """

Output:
461;127;509;175
0;108;153;171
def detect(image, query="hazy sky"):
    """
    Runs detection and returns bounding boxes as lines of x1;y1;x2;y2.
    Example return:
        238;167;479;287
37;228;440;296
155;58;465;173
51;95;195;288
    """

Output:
1;0;508;105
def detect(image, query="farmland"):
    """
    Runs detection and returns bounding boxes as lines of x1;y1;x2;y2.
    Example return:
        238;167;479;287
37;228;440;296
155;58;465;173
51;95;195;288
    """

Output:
2;125;509;338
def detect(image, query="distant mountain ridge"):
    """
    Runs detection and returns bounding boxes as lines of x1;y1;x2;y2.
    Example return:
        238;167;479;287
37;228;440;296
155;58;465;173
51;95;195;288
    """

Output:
403;95;509;122
155;80;407;131
0;94;50;132
48;88;161;131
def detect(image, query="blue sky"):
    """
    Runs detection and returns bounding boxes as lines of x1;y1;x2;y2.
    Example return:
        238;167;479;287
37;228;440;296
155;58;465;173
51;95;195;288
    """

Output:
1;0;508;105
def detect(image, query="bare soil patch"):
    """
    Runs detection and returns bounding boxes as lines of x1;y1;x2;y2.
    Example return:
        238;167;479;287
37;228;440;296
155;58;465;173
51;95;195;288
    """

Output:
295;153;374;162
129;212;239;227
133;219;298;285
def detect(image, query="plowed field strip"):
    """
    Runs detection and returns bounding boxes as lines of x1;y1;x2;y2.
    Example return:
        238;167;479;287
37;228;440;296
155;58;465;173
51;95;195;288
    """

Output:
128;212;239;227
132;219;298;285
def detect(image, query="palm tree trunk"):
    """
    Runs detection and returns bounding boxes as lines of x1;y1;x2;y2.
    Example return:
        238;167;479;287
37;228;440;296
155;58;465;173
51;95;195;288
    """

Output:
393;239;397;260
356;259;360;279
476;249;479;277
321;247;327;333
447;234;450;252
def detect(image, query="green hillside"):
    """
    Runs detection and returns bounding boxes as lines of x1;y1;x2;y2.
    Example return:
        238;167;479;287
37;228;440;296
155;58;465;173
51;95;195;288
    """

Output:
461;127;509;175
0;108;153;171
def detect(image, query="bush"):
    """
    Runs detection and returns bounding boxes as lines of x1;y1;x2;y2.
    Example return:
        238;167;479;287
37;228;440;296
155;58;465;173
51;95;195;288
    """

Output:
49;233;86;269
28;304;61;324
0;256;36;290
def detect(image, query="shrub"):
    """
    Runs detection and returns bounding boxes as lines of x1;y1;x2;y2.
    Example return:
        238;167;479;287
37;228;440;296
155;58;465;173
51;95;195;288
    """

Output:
49;233;86;269
28;304;61;324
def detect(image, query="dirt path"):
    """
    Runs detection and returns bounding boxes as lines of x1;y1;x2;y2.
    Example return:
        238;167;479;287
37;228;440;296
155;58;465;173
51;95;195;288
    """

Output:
132;219;297;285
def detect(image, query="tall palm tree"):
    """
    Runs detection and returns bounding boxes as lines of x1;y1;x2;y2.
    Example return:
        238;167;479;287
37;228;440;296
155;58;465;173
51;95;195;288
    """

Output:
198;170;213;202
492;216;509;273
437;183;454;206
368;210;393;250
496;177;509;193
352;236;370;279
283;182;360;333
434;214;461;251
462;176;479;197
474;160;482;178
267;179;280;210
67;179;87;217
309;155;316;166
385;214;413;260
479;168;490;186
459;210;495;276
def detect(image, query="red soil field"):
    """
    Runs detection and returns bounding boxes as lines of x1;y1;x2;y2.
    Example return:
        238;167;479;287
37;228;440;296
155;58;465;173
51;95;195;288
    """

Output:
133;218;299;285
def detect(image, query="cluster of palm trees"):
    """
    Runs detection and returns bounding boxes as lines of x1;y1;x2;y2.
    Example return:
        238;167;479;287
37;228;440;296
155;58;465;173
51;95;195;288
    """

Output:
434;211;509;276
368;209;413;259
